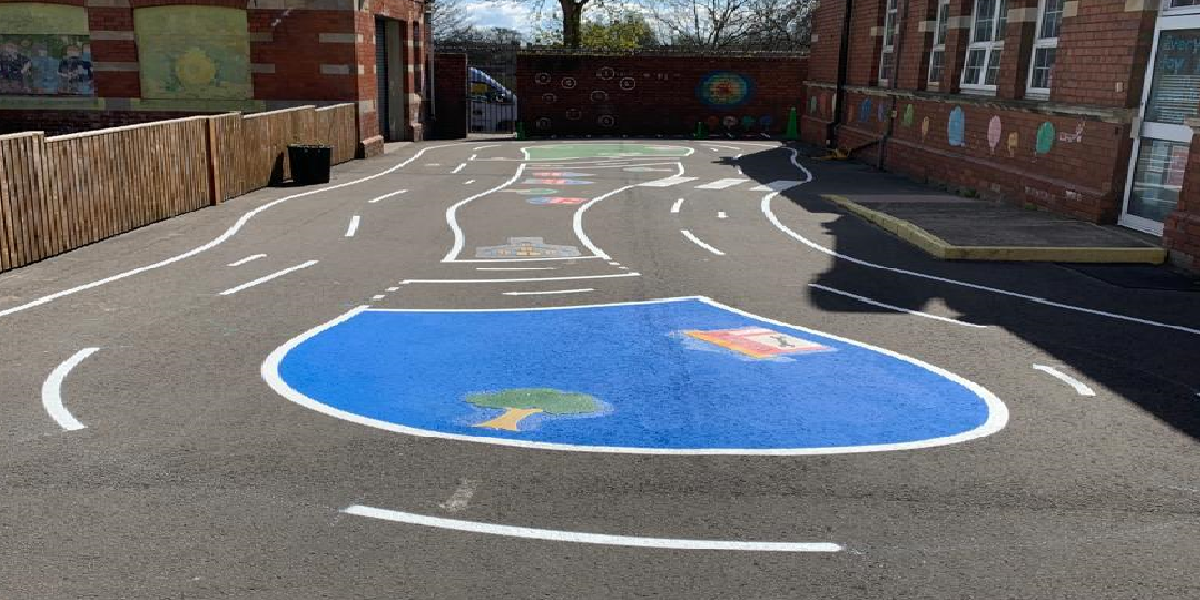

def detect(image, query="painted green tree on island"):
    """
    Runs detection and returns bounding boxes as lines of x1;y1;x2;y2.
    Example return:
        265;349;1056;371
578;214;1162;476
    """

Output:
467;388;599;431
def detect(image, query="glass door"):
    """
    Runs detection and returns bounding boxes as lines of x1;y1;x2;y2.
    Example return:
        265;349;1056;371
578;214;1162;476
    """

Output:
1123;6;1200;235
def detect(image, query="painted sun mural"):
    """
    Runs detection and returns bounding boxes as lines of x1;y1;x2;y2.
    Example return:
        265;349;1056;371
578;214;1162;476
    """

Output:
135;5;252;101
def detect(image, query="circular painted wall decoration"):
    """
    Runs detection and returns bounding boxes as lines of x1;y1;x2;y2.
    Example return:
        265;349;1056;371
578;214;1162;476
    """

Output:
597;114;615;128
535;117;552;130
565;108;582;121
562;77;577;89
542;93;557;104
902;104;915;127
590;90;609;103
597;66;615;80
697;72;754;107
947;106;966;147
534;72;552;85
619;77;636;91
1036;122;1056;154
987;116;1002;153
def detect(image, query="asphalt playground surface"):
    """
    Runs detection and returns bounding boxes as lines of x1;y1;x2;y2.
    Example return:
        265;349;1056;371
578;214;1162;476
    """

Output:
1;139;1198;599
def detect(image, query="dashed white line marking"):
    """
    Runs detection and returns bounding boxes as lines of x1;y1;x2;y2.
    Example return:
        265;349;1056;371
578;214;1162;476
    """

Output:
463;179;476;185
452;163;467;174
368;189;408;203
696;178;749;190
453;256;605;263
473;144;500;150
345;215;361;237
403;273;639;284
670;198;686;214
750;180;803;192
718;211;728;219
386;287;400;291
1033;365;1097;397
42;347;99;431
469;154;478;161
227;254;267;267
641;175;700;188
220;260;319;296
372;294;386;300
476;267;558;271
426;163;442;167
680;230;725;256
607;261;621;266
442;163;528;262
503;288;595;296
342;505;843;552
439;480;479;512
809;284;989;329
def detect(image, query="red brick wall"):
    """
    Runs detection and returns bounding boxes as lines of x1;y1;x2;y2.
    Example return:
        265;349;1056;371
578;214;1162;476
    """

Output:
517;53;807;137
1165;128;1200;272
0;110;193;135
432;52;467;140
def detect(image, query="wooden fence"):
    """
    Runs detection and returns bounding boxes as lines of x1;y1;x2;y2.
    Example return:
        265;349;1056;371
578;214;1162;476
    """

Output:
0;103;359;274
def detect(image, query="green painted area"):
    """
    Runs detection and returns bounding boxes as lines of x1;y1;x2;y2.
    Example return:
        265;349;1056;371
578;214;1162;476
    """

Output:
1035;122;1056;155
467;388;599;414
135;6;251;101
524;143;690;161
0;3;88;35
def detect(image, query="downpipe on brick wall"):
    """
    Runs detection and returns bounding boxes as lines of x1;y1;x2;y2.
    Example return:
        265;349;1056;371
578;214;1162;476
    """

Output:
830;0;855;147
877;0;912;170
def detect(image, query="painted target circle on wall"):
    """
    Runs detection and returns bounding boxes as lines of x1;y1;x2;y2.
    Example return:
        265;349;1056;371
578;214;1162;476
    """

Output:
597;66;615;80
542;93;558;104
534;72;552;85
565;108;583;121
562;77;577;89
619;77;636;91
535;117;552;130
697;71;754;107
590;90;609;103
597;114;616;128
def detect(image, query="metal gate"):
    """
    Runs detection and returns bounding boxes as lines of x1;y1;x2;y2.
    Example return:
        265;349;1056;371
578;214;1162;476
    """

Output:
375;19;390;141
441;42;519;135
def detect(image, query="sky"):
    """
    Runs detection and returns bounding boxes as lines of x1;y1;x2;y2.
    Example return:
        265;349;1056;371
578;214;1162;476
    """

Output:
461;1;538;34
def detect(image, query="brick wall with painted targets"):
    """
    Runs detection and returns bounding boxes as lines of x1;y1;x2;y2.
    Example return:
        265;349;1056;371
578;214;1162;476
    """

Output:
516;53;807;137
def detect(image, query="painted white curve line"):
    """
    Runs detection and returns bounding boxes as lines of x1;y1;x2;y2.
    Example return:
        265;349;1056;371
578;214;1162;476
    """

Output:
670;198;686;214
750;180;803;192
219;260;319;296
42;347;99;431
575;163;686;261
0;143;466;321
472;144;500;150
442;162;528;262
696;178;749;190
403;272;639;284
452;163;467;174
759;147;1200;337
345;215;361;237
468;154;478;161
368;189;407;204
262;296;1008;455
476;267;558;271
680;230;725;256
227;254;266;267
809;284;989;329
342;505;843;553
640;176;699;188
503;288;594;296
1033;365;1097;397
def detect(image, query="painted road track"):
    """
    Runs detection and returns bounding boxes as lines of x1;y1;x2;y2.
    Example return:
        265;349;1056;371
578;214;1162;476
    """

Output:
1;139;1198;599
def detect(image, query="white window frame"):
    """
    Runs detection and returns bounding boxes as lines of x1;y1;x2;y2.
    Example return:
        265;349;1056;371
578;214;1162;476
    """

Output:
879;0;901;85
927;0;950;87
1162;0;1200;15
1025;0;1062;99
960;0;1007;93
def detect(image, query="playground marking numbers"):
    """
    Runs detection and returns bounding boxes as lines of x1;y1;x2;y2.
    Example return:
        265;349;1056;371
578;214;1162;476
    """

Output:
696;178;749;190
809;284;989;329
1033;365;1097;397
680;230;725;256
345;215;361;237
641;176;700;188
503;288;594;296
42;347;99;431
227;254;266;267
220;260;319;296
342;505;843;552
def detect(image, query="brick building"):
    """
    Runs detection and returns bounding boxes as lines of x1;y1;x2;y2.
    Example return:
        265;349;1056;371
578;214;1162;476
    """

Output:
0;0;429;155
803;0;1200;270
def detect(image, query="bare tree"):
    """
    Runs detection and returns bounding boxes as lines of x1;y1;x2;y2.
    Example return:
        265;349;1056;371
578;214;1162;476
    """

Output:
515;0;598;48
641;0;812;51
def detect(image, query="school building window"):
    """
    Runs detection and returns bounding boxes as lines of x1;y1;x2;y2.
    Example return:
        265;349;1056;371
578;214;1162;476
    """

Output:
961;0;1007;92
879;0;900;85
1026;0;1062;97
928;0;950;85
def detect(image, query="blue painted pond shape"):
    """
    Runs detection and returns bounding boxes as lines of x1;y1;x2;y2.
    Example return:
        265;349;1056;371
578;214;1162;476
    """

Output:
266;297;1007;453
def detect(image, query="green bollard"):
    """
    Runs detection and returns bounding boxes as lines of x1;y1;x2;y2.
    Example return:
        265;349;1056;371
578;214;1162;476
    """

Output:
783;106;799;141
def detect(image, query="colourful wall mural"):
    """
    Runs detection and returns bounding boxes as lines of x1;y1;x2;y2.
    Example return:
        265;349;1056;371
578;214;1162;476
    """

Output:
134;6;252;101
0;3;92;96
697;72;753;108
947;106;965;147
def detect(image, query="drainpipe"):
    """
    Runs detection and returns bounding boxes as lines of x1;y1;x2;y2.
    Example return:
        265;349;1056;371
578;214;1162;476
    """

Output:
830;0;854;148
426;1;436;129
877;0;910;170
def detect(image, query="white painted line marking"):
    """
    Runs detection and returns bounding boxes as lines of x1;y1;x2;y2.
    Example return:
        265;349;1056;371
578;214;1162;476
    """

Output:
476;267;558;271
372;294;386;300
641;175;699;188
453;256;605;263
220;260;319;296
1033;365;1097;397
735;152;744;175
42;347;99;431
439;480;479;512
463;179;476;185
619;266;631;270
750;180;802;192
442;163;528;262
503;288;594;296
718;211;728;219
670;198;686;214
386;286;400;291
341;505;842;552
227;254;266;267
680;230;725;256
473;144;500;150
759;147;1200;336
696;178;749;190
426;163;442;167
607;261;621;266
707;146;721;152
469;154;478;161
403;273;639;284
574;163;685;261
452;163;467;174
345;215;361;237
0;142;468;321
809;284;988;329
265;296;1006;456
368;189;407;203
